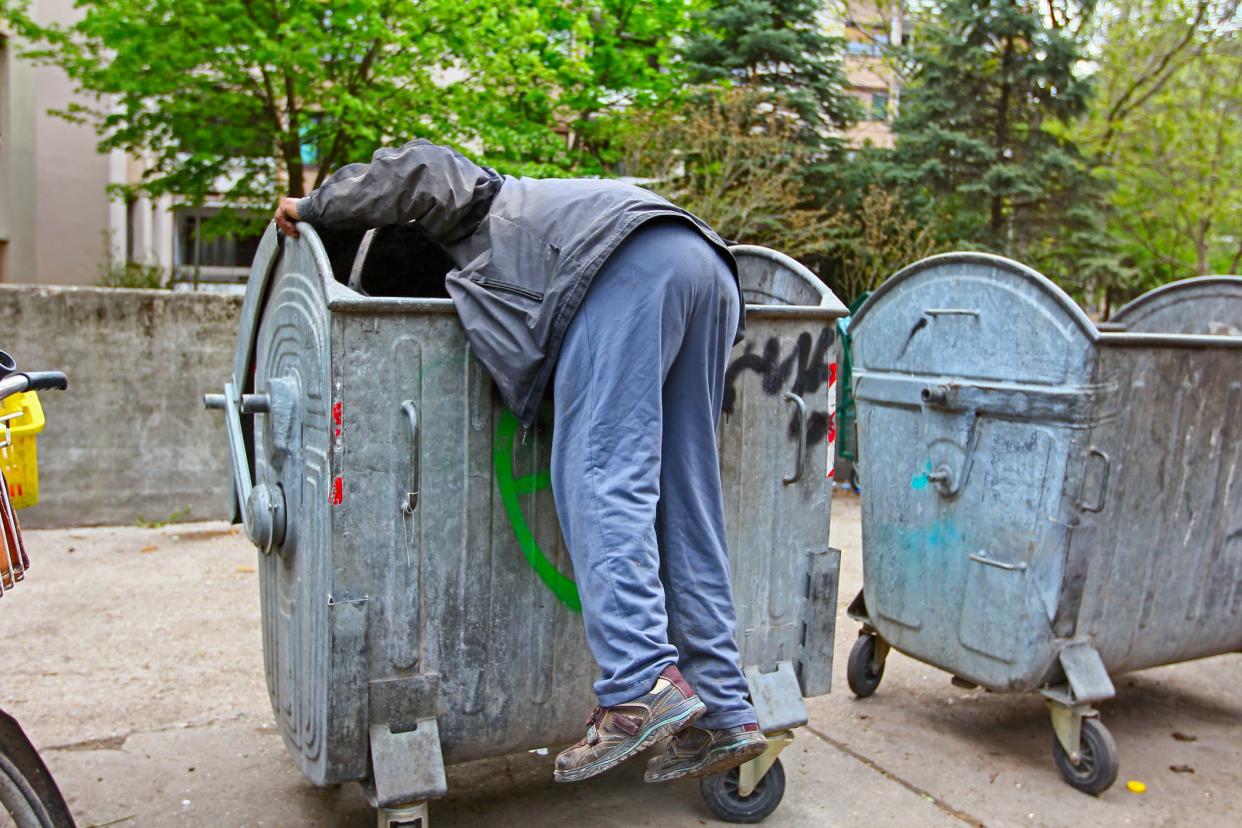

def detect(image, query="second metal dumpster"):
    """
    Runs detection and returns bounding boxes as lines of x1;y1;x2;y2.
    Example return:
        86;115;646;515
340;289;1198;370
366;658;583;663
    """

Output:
207;224;846;825
845;253;1242;795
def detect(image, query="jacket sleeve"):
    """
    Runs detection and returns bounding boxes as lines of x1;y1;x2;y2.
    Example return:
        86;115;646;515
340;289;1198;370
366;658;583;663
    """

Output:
295;139;501;244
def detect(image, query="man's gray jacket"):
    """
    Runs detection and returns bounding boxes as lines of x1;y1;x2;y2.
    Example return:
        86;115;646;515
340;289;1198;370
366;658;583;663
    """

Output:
296;139;743;427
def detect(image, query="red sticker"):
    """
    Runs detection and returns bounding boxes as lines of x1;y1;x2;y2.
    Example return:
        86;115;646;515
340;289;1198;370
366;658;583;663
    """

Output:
330;477;344;505
332;401;343;425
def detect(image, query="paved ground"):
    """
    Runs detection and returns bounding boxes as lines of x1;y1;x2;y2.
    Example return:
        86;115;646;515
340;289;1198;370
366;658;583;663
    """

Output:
2;493;1239;827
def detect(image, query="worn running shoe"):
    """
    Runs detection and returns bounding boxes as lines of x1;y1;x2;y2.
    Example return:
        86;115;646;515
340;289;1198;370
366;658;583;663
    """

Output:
554;665;706;783
644;723;768;783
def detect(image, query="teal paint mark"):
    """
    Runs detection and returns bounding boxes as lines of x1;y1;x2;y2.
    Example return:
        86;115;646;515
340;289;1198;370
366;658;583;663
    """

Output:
911;460;933;490
494;409;582;612
919;517;964;549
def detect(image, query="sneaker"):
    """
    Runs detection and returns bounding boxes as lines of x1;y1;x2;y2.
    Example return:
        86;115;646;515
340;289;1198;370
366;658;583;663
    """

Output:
644;723;768;783
554;665;706;783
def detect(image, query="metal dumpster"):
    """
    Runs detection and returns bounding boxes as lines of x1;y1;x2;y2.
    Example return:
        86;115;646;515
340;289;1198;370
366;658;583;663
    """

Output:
206;223;846;825
1109;274;1242;335
833;291;871;492
844;253;1242;795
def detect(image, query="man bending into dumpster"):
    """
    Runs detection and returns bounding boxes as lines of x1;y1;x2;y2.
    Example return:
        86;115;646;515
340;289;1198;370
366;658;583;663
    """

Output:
274;138;766;783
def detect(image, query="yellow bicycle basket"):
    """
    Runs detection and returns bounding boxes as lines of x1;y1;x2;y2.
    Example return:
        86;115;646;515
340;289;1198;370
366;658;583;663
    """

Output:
1;391;46;510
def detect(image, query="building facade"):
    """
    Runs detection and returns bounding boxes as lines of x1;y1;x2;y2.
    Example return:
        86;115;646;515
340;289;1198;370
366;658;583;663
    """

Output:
831;1;904;150
1;0;127;285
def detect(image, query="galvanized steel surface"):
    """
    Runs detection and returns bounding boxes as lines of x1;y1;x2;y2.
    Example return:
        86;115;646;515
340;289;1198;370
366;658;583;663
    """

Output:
1111;275;1242;336
850;254;1242;696
225;225;844;790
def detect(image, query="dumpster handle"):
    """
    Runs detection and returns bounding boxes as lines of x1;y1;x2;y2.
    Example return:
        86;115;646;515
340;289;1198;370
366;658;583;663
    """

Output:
1078;447;1110;513
969;551;1027;572
208;381;285;553
782;392;807;485
400;400;419;513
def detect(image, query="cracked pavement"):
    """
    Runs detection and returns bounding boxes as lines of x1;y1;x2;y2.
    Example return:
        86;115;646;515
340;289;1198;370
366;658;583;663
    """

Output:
1;496;1239;826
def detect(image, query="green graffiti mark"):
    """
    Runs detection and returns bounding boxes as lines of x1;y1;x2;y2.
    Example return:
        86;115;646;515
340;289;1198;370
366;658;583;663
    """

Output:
911;460;933;490
493;409;582;612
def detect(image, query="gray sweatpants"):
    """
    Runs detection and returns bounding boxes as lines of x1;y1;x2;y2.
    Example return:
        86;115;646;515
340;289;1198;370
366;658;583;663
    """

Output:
551;219;756;729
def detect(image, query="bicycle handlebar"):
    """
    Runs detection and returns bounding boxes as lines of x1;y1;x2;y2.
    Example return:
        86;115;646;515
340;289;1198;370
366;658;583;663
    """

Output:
21;372;69;392
0;371;69;403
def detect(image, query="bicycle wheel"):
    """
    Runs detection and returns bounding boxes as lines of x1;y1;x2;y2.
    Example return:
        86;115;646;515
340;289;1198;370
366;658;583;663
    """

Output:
0;713;74;828
0;753;55;828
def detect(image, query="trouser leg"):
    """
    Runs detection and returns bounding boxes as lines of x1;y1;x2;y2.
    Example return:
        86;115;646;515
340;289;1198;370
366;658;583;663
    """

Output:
551;222;690;706
552;220;754;725
655;239;756;729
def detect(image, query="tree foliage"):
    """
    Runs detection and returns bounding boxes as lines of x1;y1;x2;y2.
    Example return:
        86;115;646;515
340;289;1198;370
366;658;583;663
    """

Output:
623;88;837;257
890;0;1097;256
1078;0;1241;292
1;0;704;216
822;182;944;302
684;0;857;143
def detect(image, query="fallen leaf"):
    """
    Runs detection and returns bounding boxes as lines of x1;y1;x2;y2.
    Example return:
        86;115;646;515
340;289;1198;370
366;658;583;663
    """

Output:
1169;765;1195;774
1171;731;1198;742
140;545;158;553
236;565;256;574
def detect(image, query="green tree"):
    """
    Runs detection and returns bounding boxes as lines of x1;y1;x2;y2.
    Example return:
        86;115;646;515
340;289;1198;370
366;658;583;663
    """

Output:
623;87;838;256
1;0;704;218
445;0;709;175
683;0;857;142
1078;0;1241;293
891;0;1096;250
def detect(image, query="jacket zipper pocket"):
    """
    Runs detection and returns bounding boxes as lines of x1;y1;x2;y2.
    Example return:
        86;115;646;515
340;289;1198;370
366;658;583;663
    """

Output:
477;276;544;302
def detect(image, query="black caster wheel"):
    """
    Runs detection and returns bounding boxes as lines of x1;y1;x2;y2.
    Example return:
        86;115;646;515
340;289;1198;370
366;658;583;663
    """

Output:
1052;717;1119;795
699;758;785;824
847;633;885;698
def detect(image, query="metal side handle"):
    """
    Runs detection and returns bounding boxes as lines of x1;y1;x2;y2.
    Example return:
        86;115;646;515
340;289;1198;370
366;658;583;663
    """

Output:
1078;447;1110;513
400;400;420;514
204;381;285;552
783;392;807;485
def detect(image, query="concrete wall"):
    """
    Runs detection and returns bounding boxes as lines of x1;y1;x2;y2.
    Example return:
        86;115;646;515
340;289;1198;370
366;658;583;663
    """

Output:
0;285;241;527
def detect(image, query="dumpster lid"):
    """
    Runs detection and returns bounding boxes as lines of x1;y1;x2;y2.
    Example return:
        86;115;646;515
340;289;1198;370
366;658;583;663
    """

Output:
1110;275;1242;336
851;252;1098;339
730;245;848;318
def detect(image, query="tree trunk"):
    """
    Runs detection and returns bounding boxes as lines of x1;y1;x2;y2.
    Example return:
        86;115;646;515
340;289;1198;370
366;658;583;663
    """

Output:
282;70;305;198
285;151;306;198
1196;218;1211;275
992;33;1015;240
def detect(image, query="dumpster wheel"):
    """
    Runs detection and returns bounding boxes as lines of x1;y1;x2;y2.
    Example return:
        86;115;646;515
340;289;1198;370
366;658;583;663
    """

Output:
1051;717;1119;795
700;757;785;823
846;633;886;698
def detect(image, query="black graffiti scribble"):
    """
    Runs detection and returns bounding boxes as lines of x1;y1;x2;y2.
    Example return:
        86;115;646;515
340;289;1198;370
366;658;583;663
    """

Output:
723;327;835;444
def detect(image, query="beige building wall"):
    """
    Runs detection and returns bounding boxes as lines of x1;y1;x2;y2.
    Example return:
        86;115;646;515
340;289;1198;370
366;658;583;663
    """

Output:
1;0;124;285
827;1;904;150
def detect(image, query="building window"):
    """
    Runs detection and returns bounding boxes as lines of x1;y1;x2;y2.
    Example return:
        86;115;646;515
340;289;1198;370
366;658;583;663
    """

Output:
174;207;263;280
846;40;884;57
871;93;889;121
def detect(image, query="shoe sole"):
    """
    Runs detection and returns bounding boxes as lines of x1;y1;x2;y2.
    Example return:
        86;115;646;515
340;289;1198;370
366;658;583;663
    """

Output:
643;734;768;783
553;696;707;783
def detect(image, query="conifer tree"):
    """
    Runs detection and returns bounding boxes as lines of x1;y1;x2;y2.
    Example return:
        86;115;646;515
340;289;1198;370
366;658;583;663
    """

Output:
890;0;1107;276
683;0;857;142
